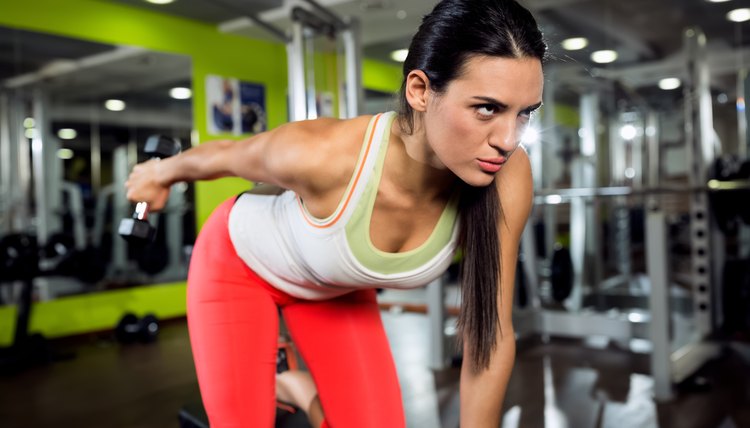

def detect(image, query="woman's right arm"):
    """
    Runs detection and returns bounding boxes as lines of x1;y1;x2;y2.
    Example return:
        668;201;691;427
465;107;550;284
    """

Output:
124;120;330;211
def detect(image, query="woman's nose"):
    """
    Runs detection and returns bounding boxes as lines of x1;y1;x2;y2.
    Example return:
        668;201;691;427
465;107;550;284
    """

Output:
489;118;520;156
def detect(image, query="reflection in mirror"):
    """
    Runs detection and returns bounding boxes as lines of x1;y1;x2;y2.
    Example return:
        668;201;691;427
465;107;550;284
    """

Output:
0;26;194;302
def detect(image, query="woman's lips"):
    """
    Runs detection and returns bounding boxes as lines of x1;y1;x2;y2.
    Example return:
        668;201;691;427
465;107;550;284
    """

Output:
477;157;505;173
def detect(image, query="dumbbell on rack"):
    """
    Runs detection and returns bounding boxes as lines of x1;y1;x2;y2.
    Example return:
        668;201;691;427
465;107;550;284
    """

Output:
118;135;182;243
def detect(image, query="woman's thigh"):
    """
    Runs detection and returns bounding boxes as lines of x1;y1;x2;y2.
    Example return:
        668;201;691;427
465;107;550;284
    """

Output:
282;290;406;428
187;198;282;428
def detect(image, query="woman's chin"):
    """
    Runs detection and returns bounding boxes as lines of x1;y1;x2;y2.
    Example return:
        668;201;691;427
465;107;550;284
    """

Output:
461;173;496;188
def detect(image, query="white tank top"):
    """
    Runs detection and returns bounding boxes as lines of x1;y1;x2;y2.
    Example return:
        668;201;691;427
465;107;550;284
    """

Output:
228;112;460;300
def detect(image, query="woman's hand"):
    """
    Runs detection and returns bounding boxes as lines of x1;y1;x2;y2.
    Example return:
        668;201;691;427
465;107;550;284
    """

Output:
124;159;171;211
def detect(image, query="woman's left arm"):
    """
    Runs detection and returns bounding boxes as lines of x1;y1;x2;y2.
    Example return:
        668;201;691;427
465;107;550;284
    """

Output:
459;148;534;427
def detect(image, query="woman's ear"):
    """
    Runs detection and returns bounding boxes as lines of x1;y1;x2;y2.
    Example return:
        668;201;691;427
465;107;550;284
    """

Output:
404;70;431;112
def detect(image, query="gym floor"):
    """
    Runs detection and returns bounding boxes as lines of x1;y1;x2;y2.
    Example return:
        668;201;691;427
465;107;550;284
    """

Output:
1;310;749;428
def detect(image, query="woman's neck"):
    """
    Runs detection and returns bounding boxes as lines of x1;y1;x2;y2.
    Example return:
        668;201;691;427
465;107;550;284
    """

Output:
387;117;457;200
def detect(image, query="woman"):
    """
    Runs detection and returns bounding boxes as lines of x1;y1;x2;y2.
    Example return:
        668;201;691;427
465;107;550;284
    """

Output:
125;0;546;426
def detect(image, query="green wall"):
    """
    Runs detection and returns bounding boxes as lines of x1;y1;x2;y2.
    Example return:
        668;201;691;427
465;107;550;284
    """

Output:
0;0;402;344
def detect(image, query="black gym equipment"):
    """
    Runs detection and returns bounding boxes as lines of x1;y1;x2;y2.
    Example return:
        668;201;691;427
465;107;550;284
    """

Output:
114;312;160;344
515;257;528;308
0;234;71;374
550;245;574;303
721;258;750;336
43;232;107;284
0;233;39;281
737;160;750;225
178;398;312;428
118;135;182;243
709;155;744;234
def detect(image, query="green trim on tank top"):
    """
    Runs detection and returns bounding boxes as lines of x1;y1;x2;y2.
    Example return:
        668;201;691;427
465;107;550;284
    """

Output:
345;112;459;275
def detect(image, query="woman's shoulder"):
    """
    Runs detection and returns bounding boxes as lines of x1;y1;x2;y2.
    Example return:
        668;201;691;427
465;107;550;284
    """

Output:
280;114;376;144
264;115;375;165
496;147;533;229
267;114;379;196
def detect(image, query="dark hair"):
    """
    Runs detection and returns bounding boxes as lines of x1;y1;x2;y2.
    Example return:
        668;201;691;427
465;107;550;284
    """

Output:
397;0;546;372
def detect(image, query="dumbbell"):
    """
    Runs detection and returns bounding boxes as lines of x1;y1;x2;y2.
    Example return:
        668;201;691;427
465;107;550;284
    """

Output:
118;135;182;243
115;312;160;344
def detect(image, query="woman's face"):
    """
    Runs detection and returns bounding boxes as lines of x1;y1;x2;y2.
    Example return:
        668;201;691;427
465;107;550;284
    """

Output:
422;55;543;187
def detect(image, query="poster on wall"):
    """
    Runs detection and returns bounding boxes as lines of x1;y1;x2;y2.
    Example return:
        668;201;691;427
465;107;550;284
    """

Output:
206;74;267;136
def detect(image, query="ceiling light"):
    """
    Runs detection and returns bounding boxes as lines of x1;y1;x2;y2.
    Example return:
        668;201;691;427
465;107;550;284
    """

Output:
591;50;618;64
707;0;732;2
57;128;77;140
396;10;407;20
170;87;192;100
658;78;681;90
57;148;74;160
620;124;637;140
145;0;175;4
105;99;126;111
561;37;588;51
727;8;750;22
390;49;409;62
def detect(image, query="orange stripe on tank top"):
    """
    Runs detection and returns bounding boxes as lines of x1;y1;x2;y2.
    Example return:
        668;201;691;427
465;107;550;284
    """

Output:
298;113;383;228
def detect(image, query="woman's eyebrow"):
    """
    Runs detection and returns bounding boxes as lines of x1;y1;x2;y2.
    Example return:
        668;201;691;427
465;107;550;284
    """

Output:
525;101;543;111
471;97;542;112
471;96;507;108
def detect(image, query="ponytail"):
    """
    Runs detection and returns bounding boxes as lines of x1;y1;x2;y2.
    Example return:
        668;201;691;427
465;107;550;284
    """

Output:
456;182;501;372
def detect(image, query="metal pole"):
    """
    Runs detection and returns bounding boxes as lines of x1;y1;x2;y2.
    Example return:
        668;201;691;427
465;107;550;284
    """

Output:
580;93;601;304
684;27;715;336
542;70;558;261
342;17;362;118
288;21;307;122
427;276;448;370
110;145;130;277
738;69;747;158
90;108;102;194
646;112;660;189
520;224;541;309
632;117;644;189
741;70;750;259
304;29;318;120
0;93;10;233
646;207;673;401
14;95;32;232
645;111;661;222
31;89;51;247
745;70;750;156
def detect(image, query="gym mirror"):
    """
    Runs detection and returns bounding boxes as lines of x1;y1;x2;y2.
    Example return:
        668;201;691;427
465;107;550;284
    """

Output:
0;26;195;301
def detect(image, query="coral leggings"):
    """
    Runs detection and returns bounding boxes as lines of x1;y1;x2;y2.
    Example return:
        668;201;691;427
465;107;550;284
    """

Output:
186;199;406;428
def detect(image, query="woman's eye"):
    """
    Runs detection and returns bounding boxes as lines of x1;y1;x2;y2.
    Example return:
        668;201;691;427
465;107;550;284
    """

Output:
518;108;537;123
477;105;496;117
